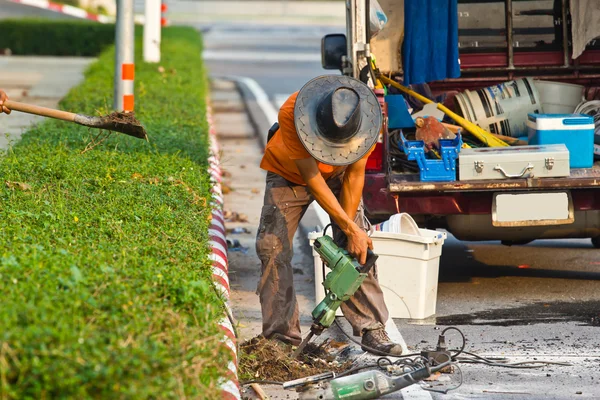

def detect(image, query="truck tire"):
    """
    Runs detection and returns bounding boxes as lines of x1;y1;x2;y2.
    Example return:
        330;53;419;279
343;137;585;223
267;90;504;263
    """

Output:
593;237;600;249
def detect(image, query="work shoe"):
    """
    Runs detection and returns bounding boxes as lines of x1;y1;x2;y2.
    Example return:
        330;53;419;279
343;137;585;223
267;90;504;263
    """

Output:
361;327;403;357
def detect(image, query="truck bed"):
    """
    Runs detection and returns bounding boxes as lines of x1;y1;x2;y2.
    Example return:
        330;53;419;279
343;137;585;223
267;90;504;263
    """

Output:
389;162;600;193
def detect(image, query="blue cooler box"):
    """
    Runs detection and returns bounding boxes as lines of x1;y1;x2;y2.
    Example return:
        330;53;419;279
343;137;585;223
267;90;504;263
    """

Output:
527;114;595;168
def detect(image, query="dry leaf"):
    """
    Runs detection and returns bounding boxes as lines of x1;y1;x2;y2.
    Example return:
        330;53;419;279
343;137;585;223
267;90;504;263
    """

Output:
6;181;31;191
221;184;233;194
424;372;442;382
251;188;260;194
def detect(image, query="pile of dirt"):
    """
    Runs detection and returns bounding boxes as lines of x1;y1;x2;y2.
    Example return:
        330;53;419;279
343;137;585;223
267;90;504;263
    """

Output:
99;112;147;139
239;337;352;383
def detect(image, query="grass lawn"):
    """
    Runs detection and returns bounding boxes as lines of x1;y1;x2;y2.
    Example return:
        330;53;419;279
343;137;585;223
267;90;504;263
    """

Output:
0;26;230;399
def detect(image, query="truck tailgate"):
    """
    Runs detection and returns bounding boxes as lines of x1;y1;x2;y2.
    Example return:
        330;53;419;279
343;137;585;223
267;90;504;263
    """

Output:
388;164;600;193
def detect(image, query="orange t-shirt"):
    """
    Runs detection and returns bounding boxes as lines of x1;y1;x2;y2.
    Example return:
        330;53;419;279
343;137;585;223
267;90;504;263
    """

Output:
260;92;374;185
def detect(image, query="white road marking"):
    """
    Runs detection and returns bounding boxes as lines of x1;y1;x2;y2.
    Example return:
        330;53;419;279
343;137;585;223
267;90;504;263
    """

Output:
203;50;321;62
385;317;410;355
224;75;279;125
401;385;435;400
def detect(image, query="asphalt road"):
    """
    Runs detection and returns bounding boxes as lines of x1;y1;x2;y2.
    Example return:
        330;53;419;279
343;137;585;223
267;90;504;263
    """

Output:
202;23;340;136
0;0;77;20
202;21;600;400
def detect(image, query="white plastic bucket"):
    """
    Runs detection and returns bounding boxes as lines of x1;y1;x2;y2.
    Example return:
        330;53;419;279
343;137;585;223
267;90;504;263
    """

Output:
534;80;585;114
455;77;542;138
309;228;447;320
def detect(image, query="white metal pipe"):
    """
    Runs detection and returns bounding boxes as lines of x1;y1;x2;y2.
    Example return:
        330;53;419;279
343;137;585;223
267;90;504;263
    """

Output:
143;0;161;63
114;0;135;112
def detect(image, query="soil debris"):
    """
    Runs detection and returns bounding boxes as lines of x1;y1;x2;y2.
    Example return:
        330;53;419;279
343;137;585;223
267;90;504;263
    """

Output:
104;111;139;125
227;227;251;234
239;337;352;383
224;210;249;223
88;112;147;140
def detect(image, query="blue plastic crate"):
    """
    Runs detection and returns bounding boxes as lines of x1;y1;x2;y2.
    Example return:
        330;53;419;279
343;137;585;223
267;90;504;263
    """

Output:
400;132;462;182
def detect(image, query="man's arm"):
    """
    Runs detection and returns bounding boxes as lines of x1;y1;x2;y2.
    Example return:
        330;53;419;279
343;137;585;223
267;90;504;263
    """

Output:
294;158;373;264
339;157;367;221
0;90;11;114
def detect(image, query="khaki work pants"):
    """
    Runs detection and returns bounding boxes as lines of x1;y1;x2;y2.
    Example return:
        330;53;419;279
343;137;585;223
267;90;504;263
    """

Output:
256;171;389;346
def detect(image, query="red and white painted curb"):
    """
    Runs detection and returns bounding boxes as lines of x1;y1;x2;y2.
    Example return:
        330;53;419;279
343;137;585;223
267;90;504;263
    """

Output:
206;105;241;400
8;0;146;24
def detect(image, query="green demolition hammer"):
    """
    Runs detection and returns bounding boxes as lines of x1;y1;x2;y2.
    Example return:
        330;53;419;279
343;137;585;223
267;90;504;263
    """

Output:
292;235;378;359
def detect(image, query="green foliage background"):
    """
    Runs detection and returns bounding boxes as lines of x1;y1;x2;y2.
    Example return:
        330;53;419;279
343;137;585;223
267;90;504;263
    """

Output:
0;26;230;399
0;19;115;56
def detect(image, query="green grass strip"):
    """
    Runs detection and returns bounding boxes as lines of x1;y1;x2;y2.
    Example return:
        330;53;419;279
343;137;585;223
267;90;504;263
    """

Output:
0;27;230;399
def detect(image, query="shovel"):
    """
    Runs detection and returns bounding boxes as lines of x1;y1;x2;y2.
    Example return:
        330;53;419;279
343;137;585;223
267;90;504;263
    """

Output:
4;100;148;140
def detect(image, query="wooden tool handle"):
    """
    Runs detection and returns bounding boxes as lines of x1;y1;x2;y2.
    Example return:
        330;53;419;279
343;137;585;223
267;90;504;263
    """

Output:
378;75;509;147
442;122;527;145
250;383;269;400
4;100;76;122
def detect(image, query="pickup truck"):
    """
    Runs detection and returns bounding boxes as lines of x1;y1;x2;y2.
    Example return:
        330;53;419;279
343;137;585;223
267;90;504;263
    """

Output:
321;0;600;247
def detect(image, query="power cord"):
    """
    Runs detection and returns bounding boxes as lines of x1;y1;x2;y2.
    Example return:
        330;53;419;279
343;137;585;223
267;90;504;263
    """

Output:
456;350;572;369
440;326;466;358
333;318;422;358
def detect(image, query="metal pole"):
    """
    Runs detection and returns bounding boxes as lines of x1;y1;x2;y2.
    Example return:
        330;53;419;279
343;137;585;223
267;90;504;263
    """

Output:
114;0;135;112
144;0;161;63
505;0;514;69
561;0;570;67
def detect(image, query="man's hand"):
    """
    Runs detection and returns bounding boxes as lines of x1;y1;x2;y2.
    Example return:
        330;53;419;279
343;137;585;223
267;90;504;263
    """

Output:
346;223;373;265
0;91;11;114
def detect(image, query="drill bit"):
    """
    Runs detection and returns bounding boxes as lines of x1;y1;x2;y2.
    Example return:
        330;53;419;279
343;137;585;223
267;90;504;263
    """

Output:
292;330;315;359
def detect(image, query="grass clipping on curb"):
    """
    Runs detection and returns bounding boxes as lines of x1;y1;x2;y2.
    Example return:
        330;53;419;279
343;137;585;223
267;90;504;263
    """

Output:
0;28;229;399
239;338;352;383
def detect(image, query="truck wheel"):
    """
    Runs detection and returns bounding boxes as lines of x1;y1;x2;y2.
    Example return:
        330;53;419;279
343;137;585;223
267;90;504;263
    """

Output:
593;237;600;249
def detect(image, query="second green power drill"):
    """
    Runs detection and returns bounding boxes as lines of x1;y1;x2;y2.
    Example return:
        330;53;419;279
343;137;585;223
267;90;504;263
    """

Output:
293;235;378;358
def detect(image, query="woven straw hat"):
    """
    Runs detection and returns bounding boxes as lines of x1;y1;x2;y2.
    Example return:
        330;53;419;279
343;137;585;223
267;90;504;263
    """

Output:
294;75;382;166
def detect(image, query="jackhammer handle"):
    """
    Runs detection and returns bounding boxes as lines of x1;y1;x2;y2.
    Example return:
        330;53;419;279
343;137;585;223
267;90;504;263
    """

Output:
361;249;378;273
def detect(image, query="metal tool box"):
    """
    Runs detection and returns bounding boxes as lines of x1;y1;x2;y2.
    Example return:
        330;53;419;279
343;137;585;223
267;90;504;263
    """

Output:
459;144;570;181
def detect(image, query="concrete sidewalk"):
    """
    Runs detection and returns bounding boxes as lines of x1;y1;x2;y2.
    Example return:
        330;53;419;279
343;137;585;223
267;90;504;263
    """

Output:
0;56;94;150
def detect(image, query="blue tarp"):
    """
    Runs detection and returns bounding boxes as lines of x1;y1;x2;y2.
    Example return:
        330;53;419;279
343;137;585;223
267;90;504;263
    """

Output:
402;0;461;85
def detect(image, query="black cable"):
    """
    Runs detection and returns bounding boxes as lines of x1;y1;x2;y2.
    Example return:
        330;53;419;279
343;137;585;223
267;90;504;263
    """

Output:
333;318;421;359
441;326;466;359
323;223;333;237
240;379;284;386
457;351;572;368
458;350;509;364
